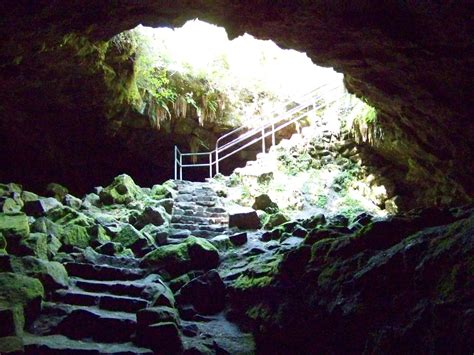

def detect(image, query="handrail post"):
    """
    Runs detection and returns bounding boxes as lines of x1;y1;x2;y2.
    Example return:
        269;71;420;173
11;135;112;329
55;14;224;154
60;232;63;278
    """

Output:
209;152;212;178
179;154;183;180
215;147;219;175
174;146;177;180
271;123;275;147
261;126;265;153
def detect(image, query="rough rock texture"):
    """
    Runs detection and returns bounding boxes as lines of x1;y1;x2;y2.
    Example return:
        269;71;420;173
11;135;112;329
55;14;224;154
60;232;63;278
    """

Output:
228;207;474;354
0;2;472;206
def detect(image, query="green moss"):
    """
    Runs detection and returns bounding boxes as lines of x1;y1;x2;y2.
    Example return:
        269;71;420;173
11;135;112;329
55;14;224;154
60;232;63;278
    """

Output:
310;238;336;262
0;213;29;239
60;224;90;249
99;174;142;205
0;272;44;307
141;236;219;275
0;232;6;252
317;263;338;287
233;274;274;290
0;336;24;353
246;303;273;322
436;264;460;299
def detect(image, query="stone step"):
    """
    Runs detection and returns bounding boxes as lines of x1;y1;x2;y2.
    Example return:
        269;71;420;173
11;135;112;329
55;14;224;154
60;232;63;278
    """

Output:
81;251;141;269
174;202;205;211
170;223;228;233
29;302;136;338
53;308;137;343
171;215;212;224
23;334;152;355
172;208;228;219
52;289;149;312
65;262;146;281
72;277;148;299
190;230;226;238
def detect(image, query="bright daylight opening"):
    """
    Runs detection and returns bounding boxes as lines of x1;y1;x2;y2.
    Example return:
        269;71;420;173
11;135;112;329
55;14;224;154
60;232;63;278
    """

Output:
116;19;395;223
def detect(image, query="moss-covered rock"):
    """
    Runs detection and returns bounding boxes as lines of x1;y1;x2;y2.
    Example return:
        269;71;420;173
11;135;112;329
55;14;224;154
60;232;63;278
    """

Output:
17;233;48;260
0;213;29;240
46;206;94;228
0;272;44;325
0;336;24;353
59;224;90;249
252;194;279;213
46;183;69;202
1;198;22;213
0;233;6;253
99;174;142;205
263;212;289;230
115;224;154;255
10;256;68;291
141;236;219;276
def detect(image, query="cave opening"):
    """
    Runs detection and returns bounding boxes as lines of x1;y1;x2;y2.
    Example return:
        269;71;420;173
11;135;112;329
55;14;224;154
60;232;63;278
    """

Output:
0;3;472;354
108;19;395;220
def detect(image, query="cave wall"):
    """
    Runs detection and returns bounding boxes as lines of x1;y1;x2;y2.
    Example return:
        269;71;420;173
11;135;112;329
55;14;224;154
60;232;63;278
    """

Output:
0;1;472;206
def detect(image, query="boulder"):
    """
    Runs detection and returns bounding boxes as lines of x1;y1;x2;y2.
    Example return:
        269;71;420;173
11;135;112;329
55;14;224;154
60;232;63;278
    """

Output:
16;233;48;259
134;206;168;229
0;233;6;254
95;241;125;256
176;270;226;315
252;194;279;213
45;183;69;202
9;256;68;290
1;198;22;213
0;213;29;240
263;212;289;230
140;224;168;246
141;236;219;276
229;207;260;230
302;213;326;229
115;224;155;255
0;272;44;325
0;336;24;354
99;174;142;205
23;198;62;217
137;306;180;328
46;206;94;227
59;224;90;250
229;232;248;246
135;322;183;354
63;194;82;210
88;224;110;246
156;198;174;214
20;191;39;203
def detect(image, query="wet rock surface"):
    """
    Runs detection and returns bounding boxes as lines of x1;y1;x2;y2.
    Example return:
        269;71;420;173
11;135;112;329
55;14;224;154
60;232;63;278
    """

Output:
0;175;472;353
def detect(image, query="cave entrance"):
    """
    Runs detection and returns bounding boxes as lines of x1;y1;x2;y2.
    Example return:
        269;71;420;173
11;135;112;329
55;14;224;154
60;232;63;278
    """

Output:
111;19;395;221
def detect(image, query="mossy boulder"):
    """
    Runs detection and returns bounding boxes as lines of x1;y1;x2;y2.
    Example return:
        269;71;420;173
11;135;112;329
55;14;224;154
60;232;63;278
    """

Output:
133;206;168;229
17;233;48;260
151;184;173;199
115;224;154;255
0;213;30;254
10;256;69;291
1;198;22;213
141;236;219;276
252;194;279;213
0;272;44;326
0;213;29;240
99;174;142;205
23;198;62;217
46;206;94;228
46;183;69;202
59;224;90;249
263;212;289;230
0;335;24;353
0;233;6;253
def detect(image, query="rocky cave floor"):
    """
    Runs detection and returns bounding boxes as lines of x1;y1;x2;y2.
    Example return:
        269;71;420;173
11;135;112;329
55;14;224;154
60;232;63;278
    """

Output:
0;175;473;354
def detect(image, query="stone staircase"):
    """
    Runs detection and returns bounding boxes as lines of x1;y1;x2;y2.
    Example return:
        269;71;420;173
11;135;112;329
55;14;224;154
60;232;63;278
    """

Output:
170;180;229;239
23;251;167;354
17;182;250;354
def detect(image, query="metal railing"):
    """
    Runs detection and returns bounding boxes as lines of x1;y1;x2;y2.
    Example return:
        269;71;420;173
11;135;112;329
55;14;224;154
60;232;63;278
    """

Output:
174;84;345;180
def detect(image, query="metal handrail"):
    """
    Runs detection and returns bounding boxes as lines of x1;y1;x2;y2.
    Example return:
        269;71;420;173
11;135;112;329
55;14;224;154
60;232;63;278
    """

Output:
174;84;345;180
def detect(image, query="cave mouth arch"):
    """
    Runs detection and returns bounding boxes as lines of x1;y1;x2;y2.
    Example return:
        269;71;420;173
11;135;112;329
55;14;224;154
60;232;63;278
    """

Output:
0;2;472;208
